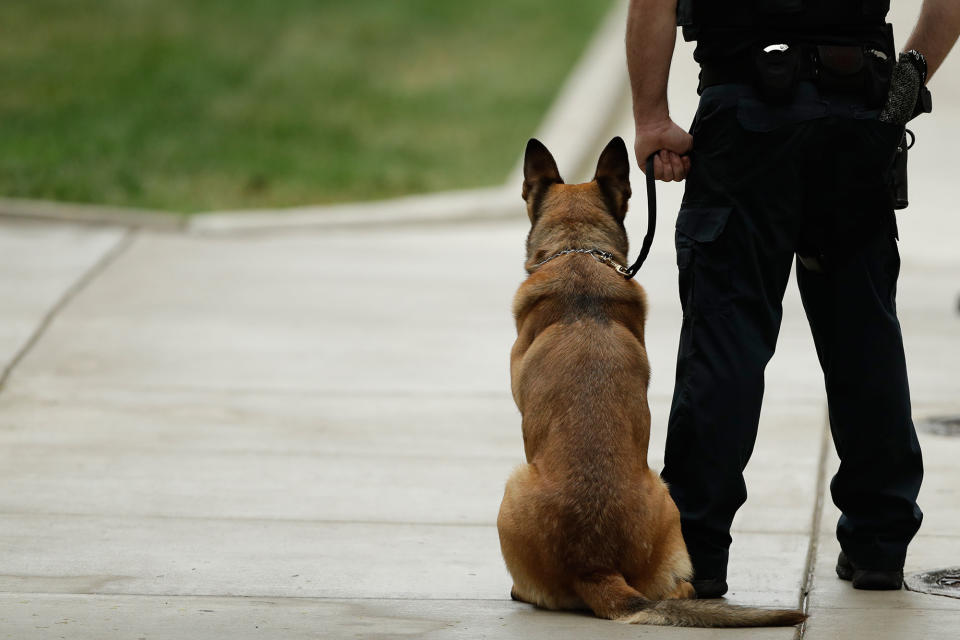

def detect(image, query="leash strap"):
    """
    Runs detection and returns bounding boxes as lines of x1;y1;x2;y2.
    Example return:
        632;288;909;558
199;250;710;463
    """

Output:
623;155;657;279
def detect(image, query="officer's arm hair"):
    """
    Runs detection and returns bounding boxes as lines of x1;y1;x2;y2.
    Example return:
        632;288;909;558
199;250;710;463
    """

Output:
904;0;960;81
626;0;678;125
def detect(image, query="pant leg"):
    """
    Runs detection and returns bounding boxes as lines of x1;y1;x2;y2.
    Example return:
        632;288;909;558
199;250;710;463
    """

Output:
796;113;923;571
797;230;923;571
662;206;796;579
661;86;804;579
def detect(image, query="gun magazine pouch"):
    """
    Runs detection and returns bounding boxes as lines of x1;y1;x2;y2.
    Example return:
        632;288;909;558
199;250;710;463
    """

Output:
817;45;892;108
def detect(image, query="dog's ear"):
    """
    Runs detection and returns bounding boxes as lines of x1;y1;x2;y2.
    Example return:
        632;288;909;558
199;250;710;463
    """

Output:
522;138;563;221
593;136;631;221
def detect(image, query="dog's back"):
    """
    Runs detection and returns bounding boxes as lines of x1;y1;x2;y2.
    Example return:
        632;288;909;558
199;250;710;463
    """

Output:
508;250;656;582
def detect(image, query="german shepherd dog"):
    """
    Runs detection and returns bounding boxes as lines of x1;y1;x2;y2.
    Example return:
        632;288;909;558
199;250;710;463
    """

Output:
496;137;805;627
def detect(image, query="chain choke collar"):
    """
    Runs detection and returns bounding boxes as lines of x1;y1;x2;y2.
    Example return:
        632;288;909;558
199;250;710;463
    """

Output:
529;248;631;277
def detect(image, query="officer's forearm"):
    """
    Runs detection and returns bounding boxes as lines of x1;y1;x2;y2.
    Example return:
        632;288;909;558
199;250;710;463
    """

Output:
626;0;677;125
903;0;960;81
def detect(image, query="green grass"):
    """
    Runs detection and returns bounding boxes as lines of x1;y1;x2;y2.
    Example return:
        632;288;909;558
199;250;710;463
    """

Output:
0;0;613;212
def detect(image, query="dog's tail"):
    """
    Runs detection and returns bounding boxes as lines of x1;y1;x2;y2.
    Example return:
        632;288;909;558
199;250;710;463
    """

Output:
573;574;806;628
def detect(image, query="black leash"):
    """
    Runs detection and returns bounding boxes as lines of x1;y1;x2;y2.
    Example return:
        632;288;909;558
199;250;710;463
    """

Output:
622;154;657;280
529;155;659;279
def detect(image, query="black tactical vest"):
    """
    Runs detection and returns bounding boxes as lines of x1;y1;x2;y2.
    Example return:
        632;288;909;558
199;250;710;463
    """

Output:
678;0;891;60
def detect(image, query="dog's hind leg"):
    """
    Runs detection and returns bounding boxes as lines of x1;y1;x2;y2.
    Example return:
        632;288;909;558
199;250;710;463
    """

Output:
665;579;696;600
573;573;650;620
498;465;573;609
498;466;544;605
510;585;526;602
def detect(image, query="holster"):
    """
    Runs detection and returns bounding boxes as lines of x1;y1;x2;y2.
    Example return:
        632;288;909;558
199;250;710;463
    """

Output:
891;130;911;210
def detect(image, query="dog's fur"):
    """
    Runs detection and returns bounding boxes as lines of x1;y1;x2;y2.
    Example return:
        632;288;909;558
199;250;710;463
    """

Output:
496;138;805;627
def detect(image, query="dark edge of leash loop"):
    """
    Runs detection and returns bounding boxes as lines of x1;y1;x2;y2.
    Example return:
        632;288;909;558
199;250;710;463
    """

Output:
623;154;657;279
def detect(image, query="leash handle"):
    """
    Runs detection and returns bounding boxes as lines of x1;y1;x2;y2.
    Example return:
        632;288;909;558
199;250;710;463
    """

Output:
623;154;657;279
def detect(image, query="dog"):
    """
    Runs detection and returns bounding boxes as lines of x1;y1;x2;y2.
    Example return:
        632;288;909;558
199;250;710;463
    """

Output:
496;137;806;627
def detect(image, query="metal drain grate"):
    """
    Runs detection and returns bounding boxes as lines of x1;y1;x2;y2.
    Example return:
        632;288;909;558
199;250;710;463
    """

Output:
916;415;960;437
905;568;960;599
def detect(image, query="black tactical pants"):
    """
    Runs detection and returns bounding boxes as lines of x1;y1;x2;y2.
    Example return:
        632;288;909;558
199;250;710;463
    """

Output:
661;81;924;579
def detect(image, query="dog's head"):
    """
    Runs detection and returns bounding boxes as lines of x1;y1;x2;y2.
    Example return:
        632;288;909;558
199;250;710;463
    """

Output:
522;137;632;269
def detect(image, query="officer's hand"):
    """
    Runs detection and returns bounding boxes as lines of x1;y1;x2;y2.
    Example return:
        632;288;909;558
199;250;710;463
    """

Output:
634;119;693;182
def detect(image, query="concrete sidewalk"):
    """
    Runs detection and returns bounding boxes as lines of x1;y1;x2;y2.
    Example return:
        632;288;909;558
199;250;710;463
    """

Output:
1;174;958;639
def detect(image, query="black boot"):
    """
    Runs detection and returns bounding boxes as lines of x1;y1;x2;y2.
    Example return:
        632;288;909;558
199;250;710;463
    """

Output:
691;577;728;598
836;552;903;590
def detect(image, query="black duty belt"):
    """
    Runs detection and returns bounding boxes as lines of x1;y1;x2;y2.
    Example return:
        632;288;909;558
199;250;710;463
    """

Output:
699;49;817;92
698;43;893;101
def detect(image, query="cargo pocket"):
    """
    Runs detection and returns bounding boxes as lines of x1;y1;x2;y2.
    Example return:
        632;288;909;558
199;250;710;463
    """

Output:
675;205;734;318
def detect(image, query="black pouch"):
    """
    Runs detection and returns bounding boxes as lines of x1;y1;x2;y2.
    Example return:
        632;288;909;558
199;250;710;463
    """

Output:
817;45;893;108
753;45;800;104
816;45;864;92
863;51;895;109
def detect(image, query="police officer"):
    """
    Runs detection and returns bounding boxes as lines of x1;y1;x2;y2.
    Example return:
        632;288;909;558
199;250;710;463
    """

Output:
626;0;960;597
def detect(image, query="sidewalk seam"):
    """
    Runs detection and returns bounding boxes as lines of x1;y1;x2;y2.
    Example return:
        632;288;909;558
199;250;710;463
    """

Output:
0;230;137;394
0;592;516;603
795;406;832;639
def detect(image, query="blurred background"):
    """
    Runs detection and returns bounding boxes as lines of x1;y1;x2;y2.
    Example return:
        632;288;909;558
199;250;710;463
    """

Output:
0;0;614;212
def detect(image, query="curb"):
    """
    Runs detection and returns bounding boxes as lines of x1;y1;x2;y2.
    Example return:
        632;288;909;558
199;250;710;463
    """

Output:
188;186;517;234
0;0;629;234
0;198;185;231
